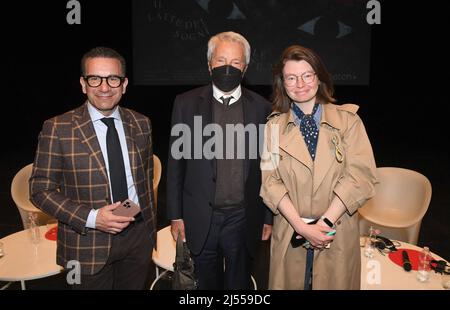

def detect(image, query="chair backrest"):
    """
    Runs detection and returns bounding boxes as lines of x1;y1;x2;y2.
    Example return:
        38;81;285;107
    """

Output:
153;154;162;208
11;157;162;228
358;167;432;244
11;163;52;229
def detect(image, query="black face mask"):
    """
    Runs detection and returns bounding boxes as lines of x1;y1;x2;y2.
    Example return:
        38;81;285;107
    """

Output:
211;65;243;93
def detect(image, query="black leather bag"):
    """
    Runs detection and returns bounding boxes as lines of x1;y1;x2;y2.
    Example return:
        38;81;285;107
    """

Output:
172;232;198;290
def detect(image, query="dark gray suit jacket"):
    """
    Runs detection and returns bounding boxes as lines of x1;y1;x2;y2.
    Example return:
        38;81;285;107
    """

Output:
167;85;272;256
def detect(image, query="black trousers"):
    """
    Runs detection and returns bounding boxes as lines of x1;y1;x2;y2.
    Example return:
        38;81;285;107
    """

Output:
72;217;153;290
193;208;251;290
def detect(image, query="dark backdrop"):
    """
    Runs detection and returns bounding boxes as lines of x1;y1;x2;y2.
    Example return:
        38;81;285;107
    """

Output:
1;1;449;262
132;0;371;85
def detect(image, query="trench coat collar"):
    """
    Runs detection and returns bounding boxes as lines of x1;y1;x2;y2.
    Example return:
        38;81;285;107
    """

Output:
277;103;343;193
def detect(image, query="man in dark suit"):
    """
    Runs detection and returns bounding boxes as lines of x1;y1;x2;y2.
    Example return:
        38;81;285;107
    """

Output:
167;31;272;289
30;47;156;289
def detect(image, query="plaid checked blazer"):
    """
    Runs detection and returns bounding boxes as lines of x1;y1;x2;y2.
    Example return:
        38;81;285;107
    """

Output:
29;103;156;275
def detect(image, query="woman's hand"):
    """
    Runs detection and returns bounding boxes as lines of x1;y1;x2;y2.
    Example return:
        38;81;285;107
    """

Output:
296;223;335;249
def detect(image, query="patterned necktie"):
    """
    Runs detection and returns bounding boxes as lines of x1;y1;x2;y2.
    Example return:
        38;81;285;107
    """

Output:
101;117;128;203
220;96;233;106
292;103;320;160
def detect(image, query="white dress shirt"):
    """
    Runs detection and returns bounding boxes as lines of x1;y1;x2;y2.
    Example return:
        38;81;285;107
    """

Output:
85;102;139;229
212;84;242;105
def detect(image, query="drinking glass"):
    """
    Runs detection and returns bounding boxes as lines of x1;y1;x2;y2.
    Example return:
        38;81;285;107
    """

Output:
441;274;450;289
364;226;377;258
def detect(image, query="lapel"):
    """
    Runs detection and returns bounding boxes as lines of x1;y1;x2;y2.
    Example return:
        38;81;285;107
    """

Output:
197;86;215;177
119;108;141;190
277;103;344;192
241;88;256;180
278;112;314;172
312;104;342;194
197;86;213;127
72;103;108;182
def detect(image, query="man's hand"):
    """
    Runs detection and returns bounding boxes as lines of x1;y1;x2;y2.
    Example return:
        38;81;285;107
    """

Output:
171;219;185;241
261;224;272;241
95;202;134;234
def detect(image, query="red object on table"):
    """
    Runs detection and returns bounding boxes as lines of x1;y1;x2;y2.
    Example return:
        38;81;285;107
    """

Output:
388;248;434;271
45;226;57;241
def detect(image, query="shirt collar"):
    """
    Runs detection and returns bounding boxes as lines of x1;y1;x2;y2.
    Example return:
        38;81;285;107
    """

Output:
291;102;322;128
87;101;122;123
212;84;242;105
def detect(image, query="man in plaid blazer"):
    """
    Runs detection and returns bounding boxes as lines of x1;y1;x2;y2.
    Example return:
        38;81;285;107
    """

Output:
29;47;156;289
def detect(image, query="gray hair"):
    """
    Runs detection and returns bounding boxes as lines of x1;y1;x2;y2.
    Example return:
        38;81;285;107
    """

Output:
207;31;251;65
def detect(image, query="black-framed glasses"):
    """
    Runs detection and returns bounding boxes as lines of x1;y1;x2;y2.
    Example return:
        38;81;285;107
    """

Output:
283;72;316;86
83;75;125;88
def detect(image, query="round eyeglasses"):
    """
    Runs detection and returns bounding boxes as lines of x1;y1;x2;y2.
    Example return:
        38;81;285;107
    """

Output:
283;72;316;87
83;75;125;88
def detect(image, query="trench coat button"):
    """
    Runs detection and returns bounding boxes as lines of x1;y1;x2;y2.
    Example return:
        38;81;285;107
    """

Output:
212;177;216;183
336;220;342;226
209;202;212;207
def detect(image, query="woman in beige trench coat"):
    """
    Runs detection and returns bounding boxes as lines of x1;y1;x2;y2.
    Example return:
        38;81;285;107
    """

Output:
260;45;378;289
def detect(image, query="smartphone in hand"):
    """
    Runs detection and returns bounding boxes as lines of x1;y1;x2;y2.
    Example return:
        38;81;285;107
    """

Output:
112;199;141;218
290;218;319;248
300;230;337;249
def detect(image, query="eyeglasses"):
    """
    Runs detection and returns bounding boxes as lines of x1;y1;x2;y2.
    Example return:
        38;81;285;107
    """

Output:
283;72;316;87
83;75;125;88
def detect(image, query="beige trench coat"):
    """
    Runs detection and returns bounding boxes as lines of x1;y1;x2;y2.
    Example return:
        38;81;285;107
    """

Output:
260;103;378;289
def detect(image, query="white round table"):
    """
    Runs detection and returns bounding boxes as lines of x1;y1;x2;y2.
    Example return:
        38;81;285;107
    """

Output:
151;226;257;290
152;226;177;273
360;237;449;290
0;226;62;289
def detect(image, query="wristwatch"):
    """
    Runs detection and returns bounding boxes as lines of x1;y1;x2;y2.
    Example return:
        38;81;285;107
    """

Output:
320;216;334;228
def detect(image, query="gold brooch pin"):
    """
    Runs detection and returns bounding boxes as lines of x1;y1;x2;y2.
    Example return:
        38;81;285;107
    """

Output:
331;135;344;163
